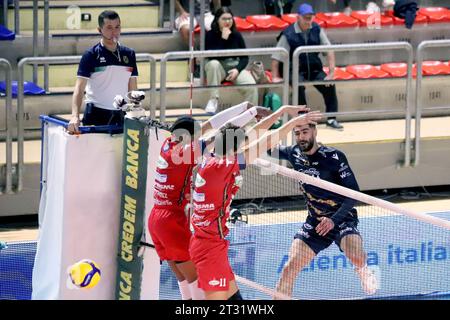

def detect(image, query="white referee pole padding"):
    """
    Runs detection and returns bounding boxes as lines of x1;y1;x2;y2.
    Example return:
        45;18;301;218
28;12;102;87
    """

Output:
33;123;123;299
140;125;169;300
254;158;450;231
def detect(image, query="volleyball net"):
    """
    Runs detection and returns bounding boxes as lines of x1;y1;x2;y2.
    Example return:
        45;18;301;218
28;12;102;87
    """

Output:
2;115;450;300
159;152;450;300
218;158;450;300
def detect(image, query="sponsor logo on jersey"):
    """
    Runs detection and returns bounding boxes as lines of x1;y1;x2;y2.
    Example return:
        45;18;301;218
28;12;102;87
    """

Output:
298;229;310;239
154;199;173;206
154;190;168;199
340;171;352;179
193;220;211;227
303;168;320;178
194;203;215;211
157;155;169;169
155;172;167;183
195;174;206;187
208;278;227;287
339;162;349;172
193;191;205;202
312;162;319;166
303;223;313;230
293;153;309;166
339;226;355;235
100;57;106;63
155;182;175;191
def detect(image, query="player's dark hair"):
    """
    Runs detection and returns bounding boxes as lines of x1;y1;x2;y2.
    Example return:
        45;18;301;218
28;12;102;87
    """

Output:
98;10;120;28
170;116;201;139
214;124;246;157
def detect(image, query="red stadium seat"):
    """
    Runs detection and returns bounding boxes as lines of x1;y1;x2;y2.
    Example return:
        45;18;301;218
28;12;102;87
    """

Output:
280;14;326;27
384;10;427;25
323;67;355;80
246;15;289;31
351;11;393;27
233;16;256;32
419;7;450;23
380;62;417;78
421;60;450;75
315;12;360;28
345;64;390;79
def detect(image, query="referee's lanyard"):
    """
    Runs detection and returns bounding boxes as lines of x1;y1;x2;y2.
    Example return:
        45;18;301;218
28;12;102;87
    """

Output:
101;39;121;63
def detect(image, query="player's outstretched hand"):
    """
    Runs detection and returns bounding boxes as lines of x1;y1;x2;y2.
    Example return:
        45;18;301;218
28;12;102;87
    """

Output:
293;110;322;126
255;106;272;119
281;105;310;117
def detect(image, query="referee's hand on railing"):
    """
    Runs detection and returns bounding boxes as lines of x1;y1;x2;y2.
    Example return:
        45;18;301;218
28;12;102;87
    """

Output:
68;115;80;135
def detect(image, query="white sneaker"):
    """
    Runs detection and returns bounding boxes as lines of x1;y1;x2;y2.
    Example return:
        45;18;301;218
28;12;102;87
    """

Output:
356;265;379;295
205;98;218;114
344;6;352;16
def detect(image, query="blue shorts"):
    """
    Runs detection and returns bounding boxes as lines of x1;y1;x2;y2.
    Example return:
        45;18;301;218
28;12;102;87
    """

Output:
294;213;360;255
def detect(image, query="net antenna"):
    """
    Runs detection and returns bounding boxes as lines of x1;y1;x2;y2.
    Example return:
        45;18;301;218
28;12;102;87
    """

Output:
189;25;195;116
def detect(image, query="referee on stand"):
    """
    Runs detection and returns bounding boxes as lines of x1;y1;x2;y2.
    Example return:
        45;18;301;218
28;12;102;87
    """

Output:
68;10;138;134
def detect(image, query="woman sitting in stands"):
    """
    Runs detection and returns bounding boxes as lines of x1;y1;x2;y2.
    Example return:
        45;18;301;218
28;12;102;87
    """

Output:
204;7;258;114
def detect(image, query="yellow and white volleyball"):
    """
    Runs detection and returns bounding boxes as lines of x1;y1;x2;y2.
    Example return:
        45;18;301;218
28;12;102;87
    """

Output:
67;259;101;289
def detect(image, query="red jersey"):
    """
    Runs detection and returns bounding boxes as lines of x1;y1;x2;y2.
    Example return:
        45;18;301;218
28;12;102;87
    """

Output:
153;137;196;210
191;154;244;240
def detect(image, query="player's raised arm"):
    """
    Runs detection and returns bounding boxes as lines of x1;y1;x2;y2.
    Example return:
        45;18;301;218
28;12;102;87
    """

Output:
242;111;323;164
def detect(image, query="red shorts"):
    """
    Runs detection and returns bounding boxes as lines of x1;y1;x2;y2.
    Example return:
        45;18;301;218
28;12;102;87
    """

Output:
189;237;235;291
148;207;191;262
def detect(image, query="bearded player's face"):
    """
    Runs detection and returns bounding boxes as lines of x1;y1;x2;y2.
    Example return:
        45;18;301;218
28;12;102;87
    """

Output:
294;124;316;152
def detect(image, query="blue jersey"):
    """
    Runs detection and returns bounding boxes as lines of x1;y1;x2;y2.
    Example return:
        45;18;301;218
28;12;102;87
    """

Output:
270;144;359;225
77;41;138;110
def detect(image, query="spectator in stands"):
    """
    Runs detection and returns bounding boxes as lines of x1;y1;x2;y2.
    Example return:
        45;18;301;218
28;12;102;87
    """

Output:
329;0;352;16
271;3;343;130
175;0;222;48
68;10;138;134
264;0;295;16
393;0;419;29
204;7;258;114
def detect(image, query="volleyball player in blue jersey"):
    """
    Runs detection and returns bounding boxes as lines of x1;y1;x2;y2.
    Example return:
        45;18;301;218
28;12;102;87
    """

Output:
269;122;379;298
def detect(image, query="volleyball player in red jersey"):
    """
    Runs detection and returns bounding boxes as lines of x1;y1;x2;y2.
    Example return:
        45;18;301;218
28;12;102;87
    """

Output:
190;107;322;300
148;101;272;299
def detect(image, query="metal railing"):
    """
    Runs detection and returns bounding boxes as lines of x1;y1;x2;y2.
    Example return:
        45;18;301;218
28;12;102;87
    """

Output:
159;0;176;29
292;42;414;167
16;54;157;192
2;0;7;28
159;47;290;122
0;58;13;194
414;40;450;167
